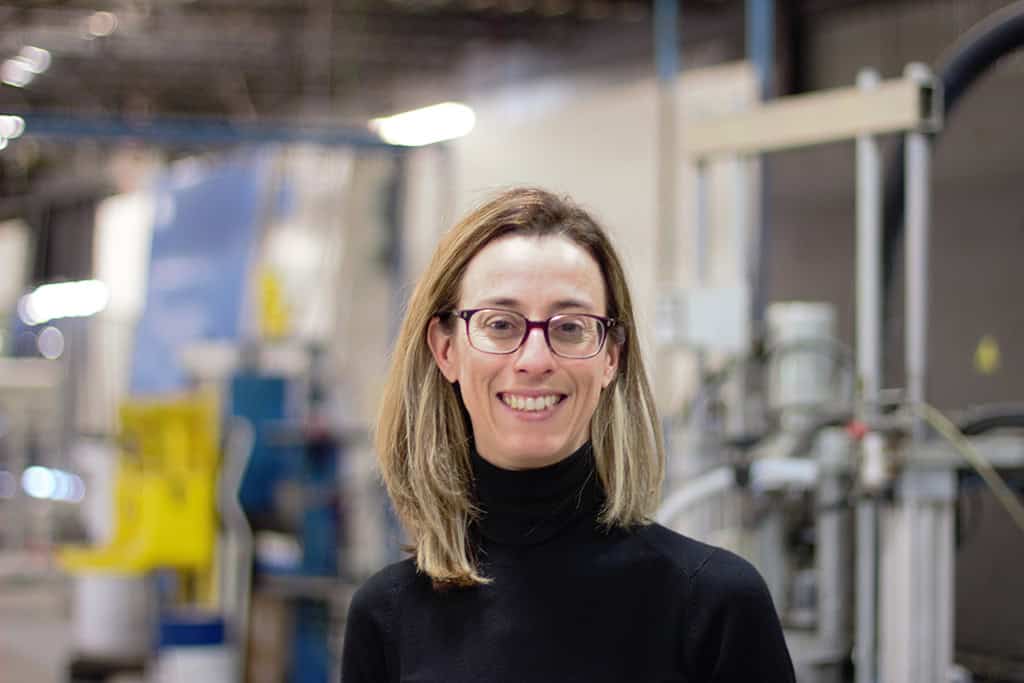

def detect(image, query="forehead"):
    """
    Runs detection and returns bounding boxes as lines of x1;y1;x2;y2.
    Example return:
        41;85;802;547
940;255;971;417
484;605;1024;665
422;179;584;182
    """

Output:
459;234;606;312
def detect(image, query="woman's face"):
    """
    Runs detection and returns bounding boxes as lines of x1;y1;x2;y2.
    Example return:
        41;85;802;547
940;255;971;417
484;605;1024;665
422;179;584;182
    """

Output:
428;234;619;470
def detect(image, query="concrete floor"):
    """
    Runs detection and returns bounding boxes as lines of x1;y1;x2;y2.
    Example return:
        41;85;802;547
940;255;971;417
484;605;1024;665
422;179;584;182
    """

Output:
0;573;73;683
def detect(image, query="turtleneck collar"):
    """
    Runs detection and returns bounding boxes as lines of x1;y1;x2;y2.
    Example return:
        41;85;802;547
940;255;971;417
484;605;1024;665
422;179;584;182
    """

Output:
470;441;603;546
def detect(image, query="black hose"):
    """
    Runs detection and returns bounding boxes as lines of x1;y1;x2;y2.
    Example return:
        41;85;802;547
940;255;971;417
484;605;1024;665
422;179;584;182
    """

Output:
882;1;1024;376
958;404;1024;436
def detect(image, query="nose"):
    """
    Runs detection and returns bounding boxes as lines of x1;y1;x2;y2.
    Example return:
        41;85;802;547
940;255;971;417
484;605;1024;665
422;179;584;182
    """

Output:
513;327;555;375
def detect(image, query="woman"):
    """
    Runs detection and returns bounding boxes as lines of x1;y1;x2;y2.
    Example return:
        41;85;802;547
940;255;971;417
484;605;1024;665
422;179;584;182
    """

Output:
341;187;795;682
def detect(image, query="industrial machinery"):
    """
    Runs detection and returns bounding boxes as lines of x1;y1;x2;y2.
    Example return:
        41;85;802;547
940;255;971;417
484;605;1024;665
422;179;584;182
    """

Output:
658;14;1024;679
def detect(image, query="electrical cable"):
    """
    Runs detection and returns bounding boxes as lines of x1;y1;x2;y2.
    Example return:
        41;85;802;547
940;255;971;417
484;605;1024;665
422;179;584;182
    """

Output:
958;404;1024;436
912;401;1024;537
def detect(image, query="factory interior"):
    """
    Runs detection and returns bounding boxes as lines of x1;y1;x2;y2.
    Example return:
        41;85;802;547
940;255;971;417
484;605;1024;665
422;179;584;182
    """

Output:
2;0;1024;681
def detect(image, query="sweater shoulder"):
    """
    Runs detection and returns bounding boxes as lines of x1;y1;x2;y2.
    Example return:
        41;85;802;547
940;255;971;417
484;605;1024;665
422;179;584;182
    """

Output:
633;522;765;591
349;557;419;617
632;521;721;580
341;559;419;683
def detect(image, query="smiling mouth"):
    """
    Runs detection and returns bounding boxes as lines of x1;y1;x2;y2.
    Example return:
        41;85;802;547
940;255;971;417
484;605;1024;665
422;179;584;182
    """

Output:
497;393;567;412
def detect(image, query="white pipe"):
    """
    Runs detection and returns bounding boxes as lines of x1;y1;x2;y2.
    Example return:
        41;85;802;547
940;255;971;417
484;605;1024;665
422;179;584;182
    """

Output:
657;458;820;526
855;67;883;683
904;62;932;441
657;466;736;525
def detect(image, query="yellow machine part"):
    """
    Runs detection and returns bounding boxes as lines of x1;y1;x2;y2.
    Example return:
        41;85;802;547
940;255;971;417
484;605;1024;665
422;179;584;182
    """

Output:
59;394;220;576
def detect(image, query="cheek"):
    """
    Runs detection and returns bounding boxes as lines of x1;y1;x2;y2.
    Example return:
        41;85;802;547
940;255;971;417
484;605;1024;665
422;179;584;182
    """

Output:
458;355;502;398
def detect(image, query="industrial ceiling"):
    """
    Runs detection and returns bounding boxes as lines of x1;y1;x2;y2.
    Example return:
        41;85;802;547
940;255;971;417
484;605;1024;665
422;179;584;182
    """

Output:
0;0;747;123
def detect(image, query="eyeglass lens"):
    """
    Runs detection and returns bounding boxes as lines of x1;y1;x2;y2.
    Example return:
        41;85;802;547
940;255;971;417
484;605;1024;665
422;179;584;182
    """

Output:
466;309;604;358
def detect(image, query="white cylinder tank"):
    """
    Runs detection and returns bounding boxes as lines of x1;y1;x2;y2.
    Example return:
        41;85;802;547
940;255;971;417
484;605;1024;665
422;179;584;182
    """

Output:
766;302;839;414
72;572;152;659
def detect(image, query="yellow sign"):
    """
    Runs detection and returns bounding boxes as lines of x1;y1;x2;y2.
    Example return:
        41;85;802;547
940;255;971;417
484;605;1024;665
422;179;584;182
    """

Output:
974;335;1001;375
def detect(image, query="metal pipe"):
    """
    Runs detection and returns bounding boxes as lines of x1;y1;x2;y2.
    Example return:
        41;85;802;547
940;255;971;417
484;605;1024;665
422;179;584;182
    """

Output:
654;0;680;282
694;160;711;287
855;69;883;408
746;0;775;330
656;465;736;525
854;67;883;683
855;502;878;683
730;155;751;436
690;160;713;443
654;0;680;413
816;430;853;674
19;111;395;148
904;63;932;441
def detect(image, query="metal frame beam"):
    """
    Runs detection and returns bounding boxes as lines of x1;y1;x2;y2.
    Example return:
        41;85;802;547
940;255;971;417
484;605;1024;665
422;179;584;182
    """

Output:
684;74;941;158
17;112;398;148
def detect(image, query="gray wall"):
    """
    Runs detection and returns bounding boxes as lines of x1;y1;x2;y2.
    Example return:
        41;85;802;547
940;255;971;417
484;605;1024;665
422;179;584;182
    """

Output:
768;0;1024;411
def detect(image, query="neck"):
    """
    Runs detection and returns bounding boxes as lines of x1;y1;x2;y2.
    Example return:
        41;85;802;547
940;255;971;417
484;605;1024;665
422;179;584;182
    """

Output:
470;441;603;546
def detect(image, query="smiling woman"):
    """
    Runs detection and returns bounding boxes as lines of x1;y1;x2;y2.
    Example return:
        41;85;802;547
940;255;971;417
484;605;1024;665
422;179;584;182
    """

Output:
341;187;795;683
427;233;621;471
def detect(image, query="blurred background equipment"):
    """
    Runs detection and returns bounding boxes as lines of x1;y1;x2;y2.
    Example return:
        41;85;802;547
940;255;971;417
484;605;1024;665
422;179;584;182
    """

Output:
2;1;1024;682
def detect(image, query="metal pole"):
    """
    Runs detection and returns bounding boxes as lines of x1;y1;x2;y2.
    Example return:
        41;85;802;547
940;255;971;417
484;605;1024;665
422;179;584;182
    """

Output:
694;158;711;389
817;429;854;679
746;0;775;330
694;161;710;287
904;62;931;441
654;0;680;413
854;67;882;683
901;62;951;683
729;155;751;437
689;159;715;463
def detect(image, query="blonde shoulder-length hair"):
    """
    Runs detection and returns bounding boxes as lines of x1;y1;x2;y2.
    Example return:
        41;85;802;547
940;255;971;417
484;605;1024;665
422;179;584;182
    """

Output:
375;187;664;587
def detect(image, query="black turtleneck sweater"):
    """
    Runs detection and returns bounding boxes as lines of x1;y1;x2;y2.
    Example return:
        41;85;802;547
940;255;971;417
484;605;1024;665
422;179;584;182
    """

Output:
341;444;795;682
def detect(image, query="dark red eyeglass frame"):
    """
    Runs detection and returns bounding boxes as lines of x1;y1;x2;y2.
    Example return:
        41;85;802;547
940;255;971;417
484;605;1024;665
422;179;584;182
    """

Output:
440;307;619;359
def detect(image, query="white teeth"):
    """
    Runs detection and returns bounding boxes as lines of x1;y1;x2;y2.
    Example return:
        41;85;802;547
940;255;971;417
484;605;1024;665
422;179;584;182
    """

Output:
502;394;562;412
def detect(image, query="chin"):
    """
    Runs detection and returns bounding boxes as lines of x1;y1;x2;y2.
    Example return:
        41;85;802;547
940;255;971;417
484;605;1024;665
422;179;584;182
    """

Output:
497;435;576;467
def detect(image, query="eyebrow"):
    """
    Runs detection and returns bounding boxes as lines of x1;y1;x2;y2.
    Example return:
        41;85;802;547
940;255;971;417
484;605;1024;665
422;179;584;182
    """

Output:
476;296;594;312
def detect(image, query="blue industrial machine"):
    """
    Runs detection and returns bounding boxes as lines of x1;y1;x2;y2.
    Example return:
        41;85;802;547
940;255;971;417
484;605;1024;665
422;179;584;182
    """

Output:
230;348;344;683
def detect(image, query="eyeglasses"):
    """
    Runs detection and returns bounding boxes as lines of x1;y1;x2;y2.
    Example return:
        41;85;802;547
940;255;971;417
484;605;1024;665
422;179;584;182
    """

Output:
443;308;618;359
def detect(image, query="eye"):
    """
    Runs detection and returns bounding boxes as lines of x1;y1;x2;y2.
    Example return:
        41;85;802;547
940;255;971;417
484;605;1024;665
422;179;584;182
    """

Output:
556;321;584;335
475;311;524;338
551;316;596;341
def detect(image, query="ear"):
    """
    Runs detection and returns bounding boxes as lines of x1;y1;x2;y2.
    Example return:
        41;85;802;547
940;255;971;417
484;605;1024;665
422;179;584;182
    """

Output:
427;316;460;383
601;339;620;389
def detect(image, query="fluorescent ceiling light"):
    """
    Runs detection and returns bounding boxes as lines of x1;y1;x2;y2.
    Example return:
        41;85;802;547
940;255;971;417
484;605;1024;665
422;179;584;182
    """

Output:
0;115;25;139
1;58;35;88
370;101;475;146
21;466;85;502
18;279;110;326
18;46;51;74
87;12;118;38
37;326;65;359
22;466;57;499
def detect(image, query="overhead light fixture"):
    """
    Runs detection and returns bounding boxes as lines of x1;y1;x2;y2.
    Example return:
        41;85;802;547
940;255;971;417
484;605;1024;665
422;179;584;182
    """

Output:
18;46;51;74
1;58;35;88
21;466;85;502
37;326;65;360
18;279;111;326
0;115;25;139
86;12;118;38
370;102;476;146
